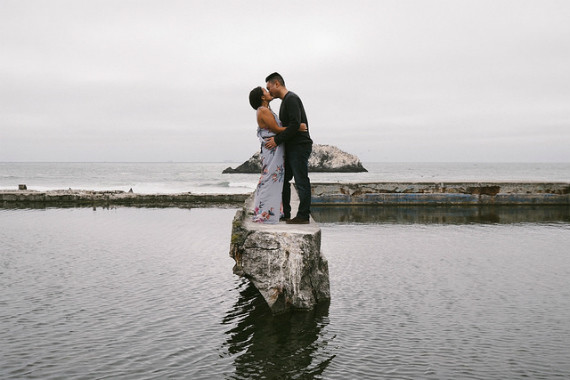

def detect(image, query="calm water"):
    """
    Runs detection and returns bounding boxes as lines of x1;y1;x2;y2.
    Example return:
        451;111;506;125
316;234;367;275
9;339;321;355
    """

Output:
2;207;570;379
1;162;569;194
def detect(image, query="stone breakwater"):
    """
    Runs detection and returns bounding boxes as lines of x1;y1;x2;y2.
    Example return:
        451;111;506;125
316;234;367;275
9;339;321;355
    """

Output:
311;182;570;205
1;182;569;208
0;190;248;208
229;193;331;314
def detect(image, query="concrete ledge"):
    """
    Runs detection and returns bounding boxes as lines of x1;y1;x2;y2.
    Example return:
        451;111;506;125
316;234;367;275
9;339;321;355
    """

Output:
2;181;569;208
0;190;248;208
239;194;321;235
311;182;570;205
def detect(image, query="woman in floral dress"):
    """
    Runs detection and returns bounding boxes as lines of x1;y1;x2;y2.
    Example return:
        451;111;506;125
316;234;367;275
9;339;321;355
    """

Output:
248;86;307;224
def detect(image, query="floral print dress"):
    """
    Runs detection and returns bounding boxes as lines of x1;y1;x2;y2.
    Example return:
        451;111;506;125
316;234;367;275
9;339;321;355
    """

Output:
252;110;285;224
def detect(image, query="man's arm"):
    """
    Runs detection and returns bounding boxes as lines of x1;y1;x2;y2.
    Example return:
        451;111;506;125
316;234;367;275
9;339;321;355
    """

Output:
274;95;302;145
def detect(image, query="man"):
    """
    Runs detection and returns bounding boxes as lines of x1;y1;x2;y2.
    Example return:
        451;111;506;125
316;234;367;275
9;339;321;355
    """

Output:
264;72;313;224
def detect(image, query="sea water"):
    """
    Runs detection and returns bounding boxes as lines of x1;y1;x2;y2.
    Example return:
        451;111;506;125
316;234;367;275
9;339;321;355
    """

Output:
1;207;570;379
1;162;569;194
1;162;570;379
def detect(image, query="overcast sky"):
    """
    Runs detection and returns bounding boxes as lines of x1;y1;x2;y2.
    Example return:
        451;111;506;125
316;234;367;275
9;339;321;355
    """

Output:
1;0;569;163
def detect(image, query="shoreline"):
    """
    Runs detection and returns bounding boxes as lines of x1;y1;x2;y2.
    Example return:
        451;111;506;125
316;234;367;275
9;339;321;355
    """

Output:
1;182;569;208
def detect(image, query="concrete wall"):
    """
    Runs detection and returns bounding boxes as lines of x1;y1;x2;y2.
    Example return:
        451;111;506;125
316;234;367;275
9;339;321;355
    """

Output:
311;182;570;205
2;181;569;208
0;190;248;208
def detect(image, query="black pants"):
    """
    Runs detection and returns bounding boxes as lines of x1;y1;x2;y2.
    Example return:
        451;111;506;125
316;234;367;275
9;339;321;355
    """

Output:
282;143;312;220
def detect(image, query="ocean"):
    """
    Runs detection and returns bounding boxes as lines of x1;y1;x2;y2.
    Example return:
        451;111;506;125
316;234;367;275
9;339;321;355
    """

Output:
1;162;570;379
1;162;570;194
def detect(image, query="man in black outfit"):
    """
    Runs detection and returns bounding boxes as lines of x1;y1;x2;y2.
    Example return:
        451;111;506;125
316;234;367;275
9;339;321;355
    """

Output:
264;72;313;224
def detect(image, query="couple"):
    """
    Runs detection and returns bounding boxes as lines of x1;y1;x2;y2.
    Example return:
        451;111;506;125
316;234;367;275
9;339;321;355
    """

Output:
248;72;313;225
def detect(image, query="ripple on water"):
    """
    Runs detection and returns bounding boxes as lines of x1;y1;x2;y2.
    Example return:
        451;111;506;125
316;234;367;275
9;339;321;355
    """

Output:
319;223;570;379
1;209;570;379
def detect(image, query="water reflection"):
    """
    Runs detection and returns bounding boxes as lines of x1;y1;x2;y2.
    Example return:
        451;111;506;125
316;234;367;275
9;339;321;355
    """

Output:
221;279;334;380
312;205;570;224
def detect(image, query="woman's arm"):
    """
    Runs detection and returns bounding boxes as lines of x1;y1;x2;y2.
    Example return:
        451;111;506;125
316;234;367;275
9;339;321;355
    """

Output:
257;107;307;133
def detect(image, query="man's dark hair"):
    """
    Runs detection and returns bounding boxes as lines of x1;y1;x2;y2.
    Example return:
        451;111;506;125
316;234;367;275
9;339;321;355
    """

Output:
249;86;264;110
265;72;285;87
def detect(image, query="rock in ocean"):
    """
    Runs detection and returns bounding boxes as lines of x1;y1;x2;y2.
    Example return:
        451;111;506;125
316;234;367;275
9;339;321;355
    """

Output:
229;194;331;314
223;144;367;173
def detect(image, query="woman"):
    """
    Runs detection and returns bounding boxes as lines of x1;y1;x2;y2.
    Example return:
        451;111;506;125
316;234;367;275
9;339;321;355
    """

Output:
248;86;306;224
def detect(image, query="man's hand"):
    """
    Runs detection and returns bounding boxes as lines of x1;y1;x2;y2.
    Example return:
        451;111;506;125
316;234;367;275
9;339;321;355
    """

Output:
265;137;277;149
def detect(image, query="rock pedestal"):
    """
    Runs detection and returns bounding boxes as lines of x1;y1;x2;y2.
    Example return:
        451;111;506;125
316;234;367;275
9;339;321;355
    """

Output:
230;193;330;314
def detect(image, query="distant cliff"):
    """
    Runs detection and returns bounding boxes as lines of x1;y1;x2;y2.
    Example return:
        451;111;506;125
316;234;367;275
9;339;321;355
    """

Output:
223;144;367;173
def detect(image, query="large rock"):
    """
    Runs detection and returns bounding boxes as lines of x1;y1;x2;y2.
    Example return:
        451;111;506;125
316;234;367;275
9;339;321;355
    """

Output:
229;194;330;314
223;144;367;173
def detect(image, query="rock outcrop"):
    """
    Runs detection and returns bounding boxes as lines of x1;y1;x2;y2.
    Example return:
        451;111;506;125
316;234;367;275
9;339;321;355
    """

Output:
229;193;330;314
223;144;367;173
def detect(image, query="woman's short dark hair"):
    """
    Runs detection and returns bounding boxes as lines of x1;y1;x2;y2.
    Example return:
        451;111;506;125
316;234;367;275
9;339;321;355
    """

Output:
249;86;263;110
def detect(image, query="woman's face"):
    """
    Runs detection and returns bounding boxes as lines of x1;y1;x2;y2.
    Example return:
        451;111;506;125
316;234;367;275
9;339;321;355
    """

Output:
262;88;273;103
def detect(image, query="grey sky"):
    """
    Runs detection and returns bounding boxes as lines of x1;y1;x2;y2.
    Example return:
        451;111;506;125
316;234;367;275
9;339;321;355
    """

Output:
1;0;569;162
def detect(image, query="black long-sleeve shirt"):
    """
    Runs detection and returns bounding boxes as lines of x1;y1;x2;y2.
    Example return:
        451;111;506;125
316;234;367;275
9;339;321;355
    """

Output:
274;91;313;146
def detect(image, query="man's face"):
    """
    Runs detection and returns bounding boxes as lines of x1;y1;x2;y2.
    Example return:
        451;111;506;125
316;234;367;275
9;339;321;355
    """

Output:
266;80;277;97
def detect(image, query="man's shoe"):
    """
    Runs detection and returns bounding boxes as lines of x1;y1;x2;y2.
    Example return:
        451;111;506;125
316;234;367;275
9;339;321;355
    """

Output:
286;217;310;225
279;216;291;222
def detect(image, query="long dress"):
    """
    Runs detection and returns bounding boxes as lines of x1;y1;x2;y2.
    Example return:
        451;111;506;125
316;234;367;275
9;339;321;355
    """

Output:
252;110;285;224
